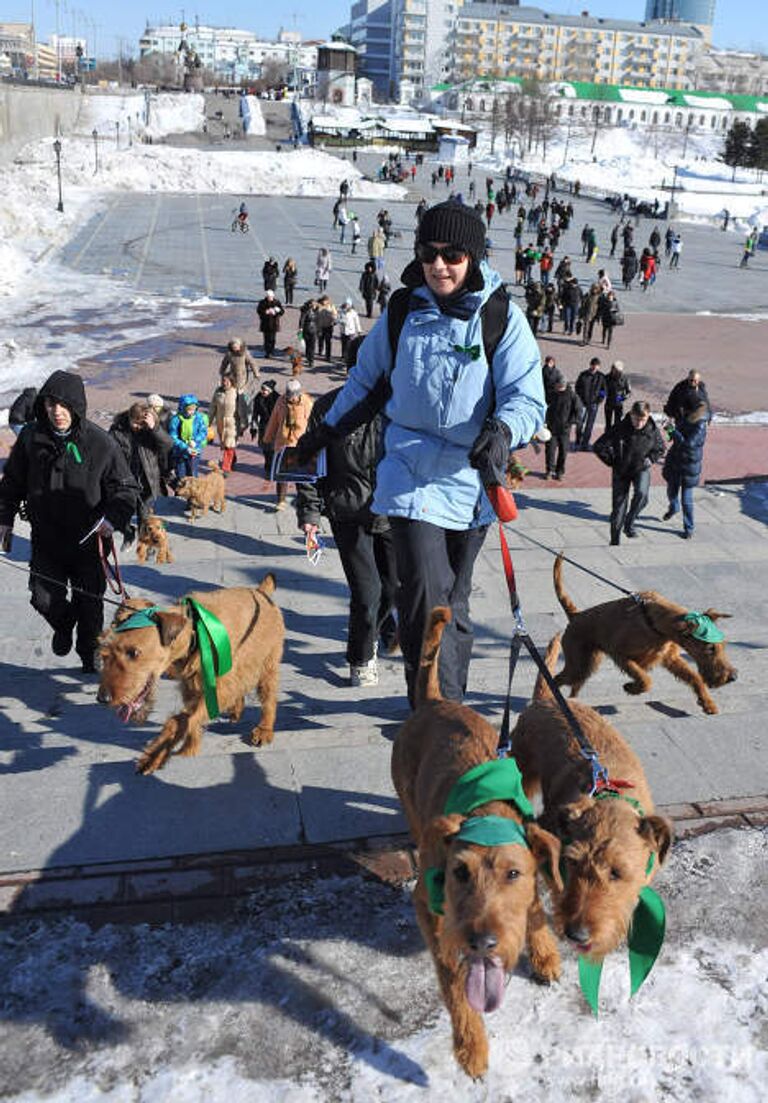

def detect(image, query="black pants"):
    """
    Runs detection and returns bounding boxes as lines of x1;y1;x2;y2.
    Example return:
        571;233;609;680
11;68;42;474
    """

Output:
263;330;277;357
284;282;294;305
389;518;488;707
332;521;398;666
363;296;374;319
579;403;600;449
29;541;106;661
304;332;316;367
604;401;622;430
610;468;650;542
318;327;333;360
545;430;570;476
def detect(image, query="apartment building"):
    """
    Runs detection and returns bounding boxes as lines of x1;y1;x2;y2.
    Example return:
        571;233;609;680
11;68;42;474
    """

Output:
349;0;393;97
694;47;768;97
389;0;465;97
448;5;705;90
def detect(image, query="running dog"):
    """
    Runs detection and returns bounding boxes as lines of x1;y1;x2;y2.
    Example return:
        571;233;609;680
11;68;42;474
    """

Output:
176;461;227;521
553;553;736;714
392;608;562;1080
97;575;284;774
135;512;173;565
513;634;672;961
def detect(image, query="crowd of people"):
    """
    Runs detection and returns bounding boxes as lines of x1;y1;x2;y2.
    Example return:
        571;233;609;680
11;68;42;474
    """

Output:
0;154;729;702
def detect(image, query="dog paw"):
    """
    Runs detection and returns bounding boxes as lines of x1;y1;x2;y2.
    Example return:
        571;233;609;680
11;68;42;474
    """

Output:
250;726;274;747
136;751;164;775
455;1035;489;1082
702;700;719;715
530;948;562;985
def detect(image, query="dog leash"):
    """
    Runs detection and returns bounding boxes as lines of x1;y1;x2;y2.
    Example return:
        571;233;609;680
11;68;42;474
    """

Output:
0;555;128;609
514;529;634;597
495;521;609;794
98;533;130;600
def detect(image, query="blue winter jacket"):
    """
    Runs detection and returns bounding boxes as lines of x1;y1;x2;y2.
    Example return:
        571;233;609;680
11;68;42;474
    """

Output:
324;263;544;529
168;394;209;456
663;415;708;489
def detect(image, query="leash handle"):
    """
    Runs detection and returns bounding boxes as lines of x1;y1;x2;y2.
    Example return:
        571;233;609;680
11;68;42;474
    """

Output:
486;483;518;523
99;533;129;600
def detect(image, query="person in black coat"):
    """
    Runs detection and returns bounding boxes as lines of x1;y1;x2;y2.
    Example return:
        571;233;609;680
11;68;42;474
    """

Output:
621;246;639;291
663;370;711;425
593;400;665;545
575;357;606;450
359;260;378;319
109;403;173;523
249;379;279;477
662;401;709;539
256;290;285;358
604;360;632;429
262;256;279;292
0;370;138;672
295;337;398;687
560;275;581;336
545;372;583;480
8;387;37;435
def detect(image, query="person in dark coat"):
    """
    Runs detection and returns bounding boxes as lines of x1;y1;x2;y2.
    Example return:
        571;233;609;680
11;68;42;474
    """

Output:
282;258;298;305
8;387;37;435
544;372;583;480
0;370;138;672
599;290;622;349
621;246;639;291
604;360;632;429
262;256;279;292
560;275;581;335
109;403;173;522
250;379;279;477
256;290;285;358
299;299;318;368
593;400;665;545
359;260;378;319
662;401;709;539
575;357;606;449
295;337;398;687
663;370;711;425
541;355;560;405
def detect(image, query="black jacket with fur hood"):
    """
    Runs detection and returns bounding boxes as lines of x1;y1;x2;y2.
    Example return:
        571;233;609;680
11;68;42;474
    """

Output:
0;370;138;551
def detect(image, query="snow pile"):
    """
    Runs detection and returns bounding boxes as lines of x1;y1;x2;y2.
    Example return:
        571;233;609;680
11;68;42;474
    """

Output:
240;95;266;136
73;91;206;140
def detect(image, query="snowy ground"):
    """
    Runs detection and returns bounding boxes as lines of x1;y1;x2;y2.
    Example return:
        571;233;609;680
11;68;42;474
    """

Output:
0;828;765;1101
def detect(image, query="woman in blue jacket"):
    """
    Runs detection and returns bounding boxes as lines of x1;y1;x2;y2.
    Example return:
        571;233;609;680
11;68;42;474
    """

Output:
662;401;709;540
168;394;209;480
298;202;545;705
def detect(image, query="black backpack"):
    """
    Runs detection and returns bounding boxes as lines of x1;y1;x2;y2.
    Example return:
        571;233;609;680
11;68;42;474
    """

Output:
386;284;510;368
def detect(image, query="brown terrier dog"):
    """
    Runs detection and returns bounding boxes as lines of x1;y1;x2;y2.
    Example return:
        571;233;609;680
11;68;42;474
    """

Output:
176;461;227;520
135;512;174;565
97;575;284;774
286;346;303;377
553;553;736;714
513;634;672;962
392;608;562;1080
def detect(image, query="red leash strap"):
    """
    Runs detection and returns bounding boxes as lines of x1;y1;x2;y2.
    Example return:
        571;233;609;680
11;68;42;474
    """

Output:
498;520;520;613
98;533;129;600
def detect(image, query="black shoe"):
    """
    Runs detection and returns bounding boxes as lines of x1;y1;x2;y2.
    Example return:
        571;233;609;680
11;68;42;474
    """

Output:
610;537;620;546
52;625;73;657
663;508;675;521
682;530;693;540
624;528;638;538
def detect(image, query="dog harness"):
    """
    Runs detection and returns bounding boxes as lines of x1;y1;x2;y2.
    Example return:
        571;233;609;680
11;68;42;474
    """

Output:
113;598;233;719
572;786;666;1016
425;759;533;916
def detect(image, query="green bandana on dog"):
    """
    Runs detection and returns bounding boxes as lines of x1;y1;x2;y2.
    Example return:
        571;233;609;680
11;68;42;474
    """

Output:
425;759;532;915
683;612;724;644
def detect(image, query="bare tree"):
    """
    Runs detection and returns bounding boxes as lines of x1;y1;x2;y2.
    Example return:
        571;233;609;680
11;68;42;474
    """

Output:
505;79;558;160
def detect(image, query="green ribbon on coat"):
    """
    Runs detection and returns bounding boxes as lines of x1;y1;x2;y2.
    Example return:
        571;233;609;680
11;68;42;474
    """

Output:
66;441;82;464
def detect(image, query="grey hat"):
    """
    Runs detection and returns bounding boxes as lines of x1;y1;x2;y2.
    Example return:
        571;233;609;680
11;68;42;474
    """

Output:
286;378;302;394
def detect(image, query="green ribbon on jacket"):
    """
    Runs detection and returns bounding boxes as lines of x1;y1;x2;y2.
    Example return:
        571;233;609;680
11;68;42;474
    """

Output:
66;441;82;464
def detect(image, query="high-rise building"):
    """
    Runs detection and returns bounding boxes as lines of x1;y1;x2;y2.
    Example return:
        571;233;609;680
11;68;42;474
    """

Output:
645;1;715;41
349;0;393;98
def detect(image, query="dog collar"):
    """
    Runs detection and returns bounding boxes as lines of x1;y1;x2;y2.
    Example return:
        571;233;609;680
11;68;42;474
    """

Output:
684;611;724;643
425;816;529;915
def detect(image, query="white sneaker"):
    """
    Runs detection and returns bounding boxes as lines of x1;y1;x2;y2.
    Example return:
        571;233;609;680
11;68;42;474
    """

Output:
350;658;379;687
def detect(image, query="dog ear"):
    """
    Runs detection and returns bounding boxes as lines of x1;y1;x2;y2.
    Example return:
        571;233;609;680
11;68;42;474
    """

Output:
525;823;563;892
702;608;731;622
419;813;464;863
153;611;188;647
637;814;673;867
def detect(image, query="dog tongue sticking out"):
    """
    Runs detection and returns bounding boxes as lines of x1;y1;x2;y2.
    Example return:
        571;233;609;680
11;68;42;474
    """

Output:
465;957;505;1013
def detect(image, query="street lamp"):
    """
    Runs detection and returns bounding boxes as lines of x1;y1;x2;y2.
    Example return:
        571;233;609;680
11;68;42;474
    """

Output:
52;138;63;212
127;116;132;147
669;163;679;218
92;127;99;174
115;120;120;149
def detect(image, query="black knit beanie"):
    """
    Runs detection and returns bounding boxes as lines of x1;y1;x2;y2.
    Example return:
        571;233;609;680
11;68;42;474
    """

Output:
416;202;487;263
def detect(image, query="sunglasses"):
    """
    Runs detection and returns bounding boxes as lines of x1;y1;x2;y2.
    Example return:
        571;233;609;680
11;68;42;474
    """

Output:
417;243;469;265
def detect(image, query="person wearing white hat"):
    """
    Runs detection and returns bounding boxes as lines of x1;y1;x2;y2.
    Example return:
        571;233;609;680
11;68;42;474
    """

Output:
337;297;362;365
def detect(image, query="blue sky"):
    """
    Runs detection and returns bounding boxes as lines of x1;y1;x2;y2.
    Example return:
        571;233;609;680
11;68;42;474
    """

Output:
13;0;766;59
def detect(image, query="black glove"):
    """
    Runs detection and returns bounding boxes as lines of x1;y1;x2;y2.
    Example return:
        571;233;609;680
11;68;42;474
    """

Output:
469;417;512;487
295;421;340;465
250;427;257;441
